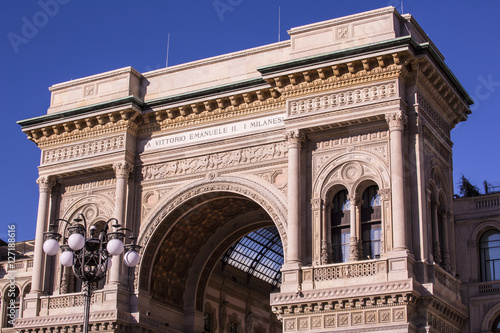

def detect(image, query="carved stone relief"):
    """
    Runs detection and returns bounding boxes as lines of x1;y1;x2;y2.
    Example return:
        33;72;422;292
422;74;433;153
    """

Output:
288;81;397;117
142;188;173;218
42;135;125;165
253;169;288;195
141;142;288;181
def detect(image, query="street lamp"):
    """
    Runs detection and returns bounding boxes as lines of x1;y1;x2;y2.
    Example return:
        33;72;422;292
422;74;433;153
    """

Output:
43;214;140;333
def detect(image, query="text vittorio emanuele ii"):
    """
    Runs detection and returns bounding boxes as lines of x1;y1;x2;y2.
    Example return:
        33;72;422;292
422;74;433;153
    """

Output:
143;114;285;152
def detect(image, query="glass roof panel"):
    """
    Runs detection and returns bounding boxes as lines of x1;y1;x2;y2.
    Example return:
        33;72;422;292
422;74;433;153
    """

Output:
221;227;283;287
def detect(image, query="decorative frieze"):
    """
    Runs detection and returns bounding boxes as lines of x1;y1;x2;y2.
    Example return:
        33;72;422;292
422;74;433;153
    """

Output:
271;280;413;306
63;178;116;193
278;306;409;331
288;82;397;117
41;135;125;164
141;142;288;181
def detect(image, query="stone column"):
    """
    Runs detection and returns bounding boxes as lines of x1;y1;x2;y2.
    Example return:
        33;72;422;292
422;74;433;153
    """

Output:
431;200;442;264
441;209;452;272
378;188;392;253
348;194;360;261
386;111;408;251
318;199;328;265
109;162;133;285
285;130;304;265
31;176;55;294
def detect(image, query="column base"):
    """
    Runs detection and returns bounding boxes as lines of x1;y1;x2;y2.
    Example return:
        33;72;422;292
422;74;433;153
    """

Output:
280;262;302;293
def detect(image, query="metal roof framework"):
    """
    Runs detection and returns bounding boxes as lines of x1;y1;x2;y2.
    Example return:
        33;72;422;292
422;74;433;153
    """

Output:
221;227;283;287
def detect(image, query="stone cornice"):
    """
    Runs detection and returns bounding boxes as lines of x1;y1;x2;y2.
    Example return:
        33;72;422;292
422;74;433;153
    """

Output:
18;41;470;150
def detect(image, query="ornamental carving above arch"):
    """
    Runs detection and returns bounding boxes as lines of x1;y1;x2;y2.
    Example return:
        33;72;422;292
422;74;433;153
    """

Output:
58;195;115;233
313;151;390;199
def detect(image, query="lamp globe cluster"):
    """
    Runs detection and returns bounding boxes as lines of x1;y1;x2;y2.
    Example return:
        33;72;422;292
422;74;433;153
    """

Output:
42;215;141;275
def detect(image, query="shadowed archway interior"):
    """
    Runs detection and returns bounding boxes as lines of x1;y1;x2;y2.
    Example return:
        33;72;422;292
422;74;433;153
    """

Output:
147;192;282;310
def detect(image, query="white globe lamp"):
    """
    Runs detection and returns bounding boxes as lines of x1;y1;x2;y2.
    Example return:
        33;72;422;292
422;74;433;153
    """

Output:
60;250;74;267
43;238;60;256
107;238;124;256
68;233;85;251
124;250;140;267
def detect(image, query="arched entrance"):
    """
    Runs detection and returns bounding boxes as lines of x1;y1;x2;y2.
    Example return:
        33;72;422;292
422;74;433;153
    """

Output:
138;189;285;332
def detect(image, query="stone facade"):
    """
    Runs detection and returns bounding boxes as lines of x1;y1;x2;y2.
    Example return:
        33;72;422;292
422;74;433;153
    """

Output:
6;6;494;333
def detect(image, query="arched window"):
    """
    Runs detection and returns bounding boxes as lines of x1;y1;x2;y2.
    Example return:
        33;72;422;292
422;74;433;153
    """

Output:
331;189;350;263
361;185;381;260
480;230;500;282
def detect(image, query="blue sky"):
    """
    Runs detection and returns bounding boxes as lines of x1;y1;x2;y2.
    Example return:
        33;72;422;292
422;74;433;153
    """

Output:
1;1;499;241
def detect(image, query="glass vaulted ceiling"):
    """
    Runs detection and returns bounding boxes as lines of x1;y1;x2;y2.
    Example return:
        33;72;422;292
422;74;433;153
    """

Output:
221;227;283;287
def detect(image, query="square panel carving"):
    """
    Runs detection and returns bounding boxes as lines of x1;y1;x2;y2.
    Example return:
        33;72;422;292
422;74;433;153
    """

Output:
324;314;336;328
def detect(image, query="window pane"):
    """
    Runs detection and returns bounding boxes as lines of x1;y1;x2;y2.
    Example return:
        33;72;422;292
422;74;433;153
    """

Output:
485;260;494;281
494;260;500;281
480;230;500;282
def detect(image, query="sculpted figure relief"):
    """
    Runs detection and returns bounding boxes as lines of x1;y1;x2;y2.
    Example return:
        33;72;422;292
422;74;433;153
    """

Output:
141;142;288;180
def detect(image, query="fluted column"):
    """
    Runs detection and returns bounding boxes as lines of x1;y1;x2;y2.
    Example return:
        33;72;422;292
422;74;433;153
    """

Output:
31;176;55;294
109;162;133;285
386;111;408;251
348;194;360;261
286;130;304;265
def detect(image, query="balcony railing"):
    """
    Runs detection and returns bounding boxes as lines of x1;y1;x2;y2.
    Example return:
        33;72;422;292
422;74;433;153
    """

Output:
45;292;96;310
2;260;33;273
475;196;500;209
433;264;459;292
478;281;500;294
314;261;381;281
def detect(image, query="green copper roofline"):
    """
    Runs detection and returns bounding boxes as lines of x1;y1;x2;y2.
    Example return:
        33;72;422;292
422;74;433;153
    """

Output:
145;77;266;107
257;36;473;106
17;78;267;128
17;95;145;128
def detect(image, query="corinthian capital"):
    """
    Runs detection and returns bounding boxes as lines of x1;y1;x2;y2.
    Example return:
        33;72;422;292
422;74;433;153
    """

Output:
385;111;407;131
113;162;134;178
347;194;360;206
36;176;55;193
378;188;392;200
285;130;305;149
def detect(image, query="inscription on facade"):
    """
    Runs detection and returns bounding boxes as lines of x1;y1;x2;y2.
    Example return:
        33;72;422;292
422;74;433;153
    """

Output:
141;114;285;152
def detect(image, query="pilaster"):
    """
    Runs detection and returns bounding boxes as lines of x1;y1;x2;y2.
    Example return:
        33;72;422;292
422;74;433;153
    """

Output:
386;111;408;252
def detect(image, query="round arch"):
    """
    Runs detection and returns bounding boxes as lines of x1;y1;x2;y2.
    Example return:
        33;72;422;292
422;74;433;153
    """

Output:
59;195;115;234
135;176;287;332
136;175;288;294
482;302;500;332
471;222;500;243
314;151;390;201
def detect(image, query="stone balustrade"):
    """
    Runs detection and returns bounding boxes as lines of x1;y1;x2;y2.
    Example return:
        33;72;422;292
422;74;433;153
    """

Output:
303;258;389;290
2;259;33;274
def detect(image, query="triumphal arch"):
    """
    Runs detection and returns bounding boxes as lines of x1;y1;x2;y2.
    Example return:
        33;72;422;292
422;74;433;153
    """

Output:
16;7;473;333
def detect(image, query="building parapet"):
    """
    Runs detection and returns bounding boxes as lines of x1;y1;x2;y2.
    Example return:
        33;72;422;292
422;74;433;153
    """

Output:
454;192;500;220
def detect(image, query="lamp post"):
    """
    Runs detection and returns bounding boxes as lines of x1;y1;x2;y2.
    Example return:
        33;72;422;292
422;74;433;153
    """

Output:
43;214;140;333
